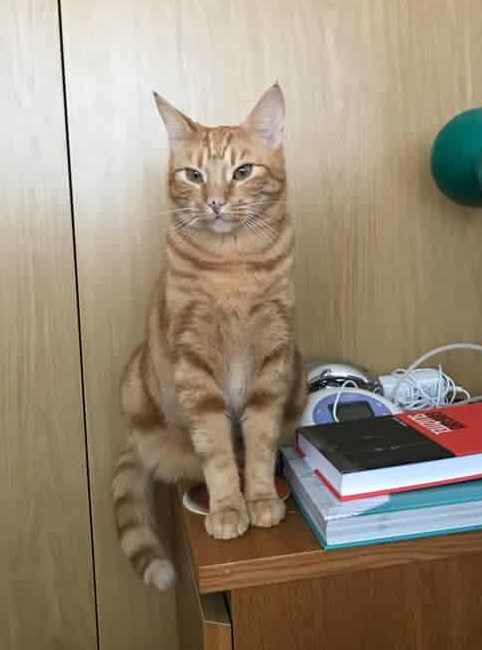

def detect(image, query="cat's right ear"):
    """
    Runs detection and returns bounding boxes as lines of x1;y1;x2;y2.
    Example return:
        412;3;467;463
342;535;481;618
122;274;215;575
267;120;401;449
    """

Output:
243;83;285;149
153;92;197;144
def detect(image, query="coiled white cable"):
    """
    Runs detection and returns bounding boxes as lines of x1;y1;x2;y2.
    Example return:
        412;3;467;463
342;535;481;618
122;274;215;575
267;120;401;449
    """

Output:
390;343;482;409
386;366;457;409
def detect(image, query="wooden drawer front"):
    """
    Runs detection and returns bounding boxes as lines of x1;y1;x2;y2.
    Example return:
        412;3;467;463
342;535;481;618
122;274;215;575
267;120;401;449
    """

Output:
199;593;232;650
176;496;232;650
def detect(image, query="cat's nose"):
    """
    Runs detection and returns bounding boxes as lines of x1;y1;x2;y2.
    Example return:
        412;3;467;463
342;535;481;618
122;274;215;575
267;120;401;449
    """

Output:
208;198;225;215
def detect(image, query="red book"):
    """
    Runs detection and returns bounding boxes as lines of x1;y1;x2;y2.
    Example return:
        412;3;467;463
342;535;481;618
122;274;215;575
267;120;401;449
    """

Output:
296;402;482;500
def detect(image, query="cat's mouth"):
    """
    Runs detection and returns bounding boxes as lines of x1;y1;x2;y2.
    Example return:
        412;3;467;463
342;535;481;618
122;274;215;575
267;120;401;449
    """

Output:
208;215;239;234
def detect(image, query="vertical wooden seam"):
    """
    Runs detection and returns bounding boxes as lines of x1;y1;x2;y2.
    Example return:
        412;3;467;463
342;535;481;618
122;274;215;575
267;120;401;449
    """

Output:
56;1;100;648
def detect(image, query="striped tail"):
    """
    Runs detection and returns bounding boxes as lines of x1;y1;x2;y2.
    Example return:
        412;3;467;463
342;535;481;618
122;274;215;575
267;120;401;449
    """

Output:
112;444;175;590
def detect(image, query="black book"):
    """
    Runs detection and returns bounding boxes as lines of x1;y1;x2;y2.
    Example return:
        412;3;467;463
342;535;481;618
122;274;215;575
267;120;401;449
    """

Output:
296;403;482;499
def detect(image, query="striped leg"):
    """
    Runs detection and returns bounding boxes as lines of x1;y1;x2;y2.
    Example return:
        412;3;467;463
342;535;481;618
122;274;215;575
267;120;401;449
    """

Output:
242;361;289;527
175;356;249;540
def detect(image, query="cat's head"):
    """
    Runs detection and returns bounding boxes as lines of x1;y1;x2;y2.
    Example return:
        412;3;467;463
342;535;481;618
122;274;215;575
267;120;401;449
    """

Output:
154;84;286;236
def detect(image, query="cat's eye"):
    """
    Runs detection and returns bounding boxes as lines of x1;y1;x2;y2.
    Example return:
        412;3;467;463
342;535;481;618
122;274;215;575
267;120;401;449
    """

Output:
185;168;203;183
232;164;253;181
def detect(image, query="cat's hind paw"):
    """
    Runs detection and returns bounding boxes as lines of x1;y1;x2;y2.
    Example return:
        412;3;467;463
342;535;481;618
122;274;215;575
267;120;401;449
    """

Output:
247;497;286;528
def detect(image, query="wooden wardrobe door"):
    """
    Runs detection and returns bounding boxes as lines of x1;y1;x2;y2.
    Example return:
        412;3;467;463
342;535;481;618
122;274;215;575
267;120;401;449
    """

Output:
0;1;96;649
60;1;482;648
59;2;179;648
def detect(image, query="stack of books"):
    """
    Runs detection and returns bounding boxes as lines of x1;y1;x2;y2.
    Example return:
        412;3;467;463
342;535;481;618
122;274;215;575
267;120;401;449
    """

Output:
281;402;482;549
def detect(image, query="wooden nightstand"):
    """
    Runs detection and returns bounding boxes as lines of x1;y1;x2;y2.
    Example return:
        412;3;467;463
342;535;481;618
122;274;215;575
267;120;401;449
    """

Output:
174;487;482;650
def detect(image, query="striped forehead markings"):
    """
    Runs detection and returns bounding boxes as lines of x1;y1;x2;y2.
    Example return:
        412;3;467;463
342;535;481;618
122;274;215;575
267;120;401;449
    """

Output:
206;128;234;157
188;128;250;173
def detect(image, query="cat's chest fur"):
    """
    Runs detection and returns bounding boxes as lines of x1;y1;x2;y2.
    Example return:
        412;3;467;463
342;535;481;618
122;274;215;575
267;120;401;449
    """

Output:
207;272;288;413
203;266;265;311
192;272;271;410
168;261;291;414
211;273;258;412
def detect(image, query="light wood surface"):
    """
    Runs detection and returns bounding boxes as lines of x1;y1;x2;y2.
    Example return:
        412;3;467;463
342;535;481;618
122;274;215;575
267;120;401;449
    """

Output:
64;0;482;392
177;489;482;594
60;2;180;647
59;0;482;646
0;1;96;648
231;551;482;650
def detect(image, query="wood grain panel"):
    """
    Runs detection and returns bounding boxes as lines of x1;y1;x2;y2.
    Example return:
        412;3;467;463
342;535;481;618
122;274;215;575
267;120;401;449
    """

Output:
286;0;482;392
60;0;482;646
231;552;482;649
0;1;96;648
60;2;179;646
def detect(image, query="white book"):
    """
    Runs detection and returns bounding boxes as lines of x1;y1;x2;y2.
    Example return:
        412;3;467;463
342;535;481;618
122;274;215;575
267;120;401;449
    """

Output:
281;447;482;549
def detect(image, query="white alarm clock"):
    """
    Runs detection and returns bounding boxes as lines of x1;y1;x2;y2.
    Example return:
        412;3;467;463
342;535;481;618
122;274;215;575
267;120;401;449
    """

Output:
302;363;401;426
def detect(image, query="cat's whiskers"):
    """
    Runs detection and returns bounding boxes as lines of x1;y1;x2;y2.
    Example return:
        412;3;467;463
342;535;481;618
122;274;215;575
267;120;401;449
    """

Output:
158;206;200;217
228;202;277;216
217;204;279;242
243;218;267;242
237;199;279;207
243;210;278;236
257;220;278;240
242;214;277;243
168;202;280;241
174;214;204;239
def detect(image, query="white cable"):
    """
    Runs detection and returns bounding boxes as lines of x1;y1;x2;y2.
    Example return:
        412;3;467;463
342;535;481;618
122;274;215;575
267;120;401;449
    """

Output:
389;368;441;409
436;365;443;406
312;343;482;423
390;368;451;409
455;386;471;402
332;380;359;423
390;343;482;408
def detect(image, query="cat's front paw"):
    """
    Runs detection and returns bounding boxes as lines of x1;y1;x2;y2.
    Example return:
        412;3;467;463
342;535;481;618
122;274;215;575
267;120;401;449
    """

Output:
247;497;286;528
205;502;249;540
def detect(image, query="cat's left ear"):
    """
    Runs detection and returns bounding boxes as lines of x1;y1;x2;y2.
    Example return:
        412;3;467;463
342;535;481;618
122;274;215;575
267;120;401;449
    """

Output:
243;83;285;149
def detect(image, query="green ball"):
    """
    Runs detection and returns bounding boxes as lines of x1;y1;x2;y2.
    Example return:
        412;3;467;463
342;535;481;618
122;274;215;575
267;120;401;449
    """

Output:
431;108;482;207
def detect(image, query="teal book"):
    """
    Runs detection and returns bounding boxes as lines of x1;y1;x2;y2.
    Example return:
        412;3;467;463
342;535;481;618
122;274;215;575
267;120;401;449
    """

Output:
281;446;482;549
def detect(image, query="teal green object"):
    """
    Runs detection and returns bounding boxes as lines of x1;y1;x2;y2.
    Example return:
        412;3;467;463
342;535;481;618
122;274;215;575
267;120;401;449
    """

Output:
431;107;482;207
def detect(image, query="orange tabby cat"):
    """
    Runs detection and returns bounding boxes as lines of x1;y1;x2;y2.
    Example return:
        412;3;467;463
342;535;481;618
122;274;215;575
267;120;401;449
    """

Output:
112;84;306;590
